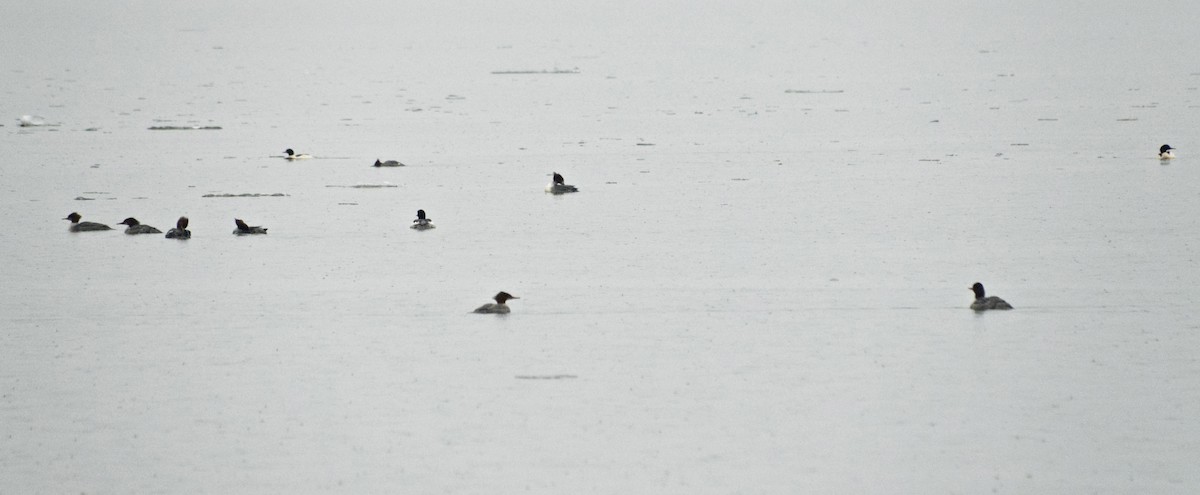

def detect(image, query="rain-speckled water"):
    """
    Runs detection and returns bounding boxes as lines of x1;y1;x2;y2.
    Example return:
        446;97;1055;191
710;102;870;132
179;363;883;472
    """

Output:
3;1;1200;493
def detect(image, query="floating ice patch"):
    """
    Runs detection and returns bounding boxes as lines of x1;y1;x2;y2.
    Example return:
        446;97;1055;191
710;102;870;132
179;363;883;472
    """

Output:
148;125;222;130
514;374;578;380
76;191;115;200
325;183;398;188
202;193;289;198
491;69;580;75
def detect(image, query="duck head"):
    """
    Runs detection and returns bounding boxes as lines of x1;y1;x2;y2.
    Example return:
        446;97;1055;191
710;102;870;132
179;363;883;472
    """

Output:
970;282;986;300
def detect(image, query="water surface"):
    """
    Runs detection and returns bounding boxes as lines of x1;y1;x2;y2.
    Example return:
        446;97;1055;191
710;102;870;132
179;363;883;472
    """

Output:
3;1;1199;493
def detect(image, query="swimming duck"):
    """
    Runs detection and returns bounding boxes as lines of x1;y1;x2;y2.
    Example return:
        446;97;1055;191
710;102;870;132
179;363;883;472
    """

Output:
411;209;435;230
970;282;1013;311
165;216;191;239
63;212;112;232
374;159;404;167
545;172;579;194
1159;144;1175;159
233;218;268;235
284;148;312;160
117;217;162;235
474;291;519;314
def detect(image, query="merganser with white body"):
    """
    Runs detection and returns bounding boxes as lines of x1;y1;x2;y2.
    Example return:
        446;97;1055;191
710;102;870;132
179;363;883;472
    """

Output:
233;218;268;235
545;172;579;194
374;159;404;167
411;209;435;230
117;217;162;235
970;282;1013;311
284;148;312;160
474;291;519;314
1159;144;1175;160
63;212;112;232
165;216;191;239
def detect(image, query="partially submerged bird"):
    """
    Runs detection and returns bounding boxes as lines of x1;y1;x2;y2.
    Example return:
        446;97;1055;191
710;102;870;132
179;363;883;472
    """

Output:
165;216;191;239
117;217;162;235
64;212;112;232
374;159;404;167
18;115;46;127
474;291;519;314
1159;144;1175;160
284;148;312;160
545;172;579;194
233;218;268;235
411;209;435;230
970;282;1013;311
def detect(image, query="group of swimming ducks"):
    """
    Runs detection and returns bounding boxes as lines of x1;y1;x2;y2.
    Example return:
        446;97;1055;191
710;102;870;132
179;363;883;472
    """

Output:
63;151;585;313
63;147;1023;313
64;213;270;237
64;209;438;237
81;142;1185;313
71;137;1107;314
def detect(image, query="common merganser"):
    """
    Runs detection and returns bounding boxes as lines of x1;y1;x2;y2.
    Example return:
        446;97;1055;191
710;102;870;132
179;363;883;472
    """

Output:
545;172;579;194
233;218;268;235
374;159;404;167
284;148;312;160
411;209;435;230
474;291;519;314
117;217;162;235
970;282;1013;311
165;216;191;239
1159;144;1175;160
63;212;112;232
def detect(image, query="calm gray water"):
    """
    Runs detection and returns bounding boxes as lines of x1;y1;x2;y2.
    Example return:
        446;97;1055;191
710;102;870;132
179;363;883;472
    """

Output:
3;1;1200;493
